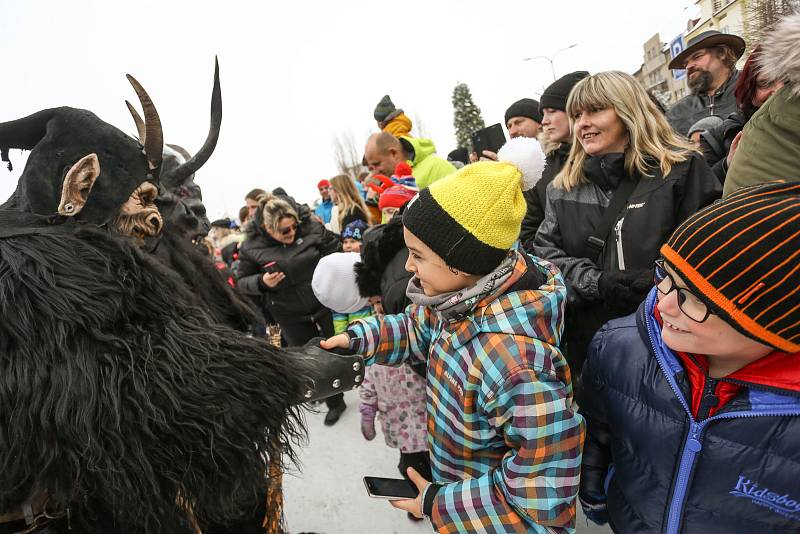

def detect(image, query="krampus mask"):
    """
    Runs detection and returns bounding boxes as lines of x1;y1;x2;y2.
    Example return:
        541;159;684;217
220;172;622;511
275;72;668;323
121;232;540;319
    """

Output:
0;72;363;533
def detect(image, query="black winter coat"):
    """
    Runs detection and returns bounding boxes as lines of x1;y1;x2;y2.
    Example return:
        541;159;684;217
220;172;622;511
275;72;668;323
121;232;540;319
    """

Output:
236;209;341;323
580;292;800;533
519;143;570;249
533;152;721;371
699;111;746;184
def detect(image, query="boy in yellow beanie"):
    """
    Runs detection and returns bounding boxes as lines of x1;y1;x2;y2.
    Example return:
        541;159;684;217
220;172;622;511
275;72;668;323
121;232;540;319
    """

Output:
322;137;585;533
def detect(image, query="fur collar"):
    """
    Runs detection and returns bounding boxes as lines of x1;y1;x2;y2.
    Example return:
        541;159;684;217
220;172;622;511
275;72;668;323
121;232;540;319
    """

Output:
759;12;800;99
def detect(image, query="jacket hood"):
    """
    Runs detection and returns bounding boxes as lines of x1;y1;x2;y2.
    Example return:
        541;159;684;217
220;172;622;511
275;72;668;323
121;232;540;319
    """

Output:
471;254;566;347
401;136;437;165
244;191;309;242
758;11;800;99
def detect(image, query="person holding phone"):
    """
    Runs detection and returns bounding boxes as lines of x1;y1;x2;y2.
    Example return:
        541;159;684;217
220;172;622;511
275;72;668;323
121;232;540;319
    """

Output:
236;192;347;425
323;138;584;531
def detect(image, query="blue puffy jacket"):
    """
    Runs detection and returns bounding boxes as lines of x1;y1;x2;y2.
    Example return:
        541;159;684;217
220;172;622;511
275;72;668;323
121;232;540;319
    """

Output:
580;289;800;533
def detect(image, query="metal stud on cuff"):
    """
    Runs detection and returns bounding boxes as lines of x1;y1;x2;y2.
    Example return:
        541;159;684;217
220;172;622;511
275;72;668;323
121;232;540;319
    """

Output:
352;362;361;371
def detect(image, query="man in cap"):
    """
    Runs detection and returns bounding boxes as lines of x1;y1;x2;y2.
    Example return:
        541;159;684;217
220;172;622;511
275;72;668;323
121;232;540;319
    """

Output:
471;98;543;162
666;30;746;135
313;179;334;224
505;98;543;139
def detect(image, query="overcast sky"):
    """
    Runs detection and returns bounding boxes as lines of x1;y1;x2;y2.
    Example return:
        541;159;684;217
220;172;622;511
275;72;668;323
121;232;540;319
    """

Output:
0;0;696;220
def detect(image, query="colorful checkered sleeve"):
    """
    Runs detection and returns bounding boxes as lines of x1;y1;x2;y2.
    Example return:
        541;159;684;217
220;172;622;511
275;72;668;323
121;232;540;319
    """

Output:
431;366;585;533
346;303;433;367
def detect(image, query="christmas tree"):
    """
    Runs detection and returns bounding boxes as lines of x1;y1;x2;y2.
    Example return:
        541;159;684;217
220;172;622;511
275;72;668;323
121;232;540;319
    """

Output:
452;82;485;153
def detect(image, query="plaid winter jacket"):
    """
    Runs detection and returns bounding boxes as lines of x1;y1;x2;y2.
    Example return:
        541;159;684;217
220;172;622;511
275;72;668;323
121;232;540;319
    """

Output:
347;254;585;533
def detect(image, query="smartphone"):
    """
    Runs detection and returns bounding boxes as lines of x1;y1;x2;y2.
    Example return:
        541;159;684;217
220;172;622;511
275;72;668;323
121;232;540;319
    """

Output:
261;261;282;274
471;123;506;156
363;476;418;500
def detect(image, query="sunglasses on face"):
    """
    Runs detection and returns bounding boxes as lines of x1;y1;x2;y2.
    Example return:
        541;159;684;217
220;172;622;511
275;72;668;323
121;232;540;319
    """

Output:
278;223;298;236
654;259;713;323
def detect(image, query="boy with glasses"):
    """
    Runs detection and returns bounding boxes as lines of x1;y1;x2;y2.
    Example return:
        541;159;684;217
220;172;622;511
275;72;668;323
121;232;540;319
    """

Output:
579;181;800;533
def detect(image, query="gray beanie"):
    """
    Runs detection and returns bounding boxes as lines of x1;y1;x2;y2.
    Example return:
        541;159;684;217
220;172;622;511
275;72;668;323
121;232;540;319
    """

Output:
688;115;724;137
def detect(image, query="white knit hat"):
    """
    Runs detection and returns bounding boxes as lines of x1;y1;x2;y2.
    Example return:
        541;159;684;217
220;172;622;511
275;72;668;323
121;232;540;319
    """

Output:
312;252;370;314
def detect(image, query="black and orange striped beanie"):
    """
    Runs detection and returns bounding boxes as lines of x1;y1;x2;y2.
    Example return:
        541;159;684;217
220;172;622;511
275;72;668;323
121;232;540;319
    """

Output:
661;181;800;352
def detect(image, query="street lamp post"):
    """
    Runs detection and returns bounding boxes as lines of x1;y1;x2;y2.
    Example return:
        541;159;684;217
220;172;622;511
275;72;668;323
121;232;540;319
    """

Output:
523;43;578;81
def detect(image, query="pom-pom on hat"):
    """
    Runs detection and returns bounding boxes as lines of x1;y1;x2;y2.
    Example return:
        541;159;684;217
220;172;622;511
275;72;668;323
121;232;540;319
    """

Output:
403;137;545;275
393;161;413;179
661;181;800;352
312;252;370;314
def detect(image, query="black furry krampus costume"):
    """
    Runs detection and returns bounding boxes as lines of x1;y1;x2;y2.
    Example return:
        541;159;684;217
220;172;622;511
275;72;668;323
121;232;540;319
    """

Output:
0;74;362;534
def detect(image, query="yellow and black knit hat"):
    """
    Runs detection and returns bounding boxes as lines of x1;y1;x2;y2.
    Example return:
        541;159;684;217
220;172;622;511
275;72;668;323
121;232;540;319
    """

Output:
402;137;545;275
661;181;800;352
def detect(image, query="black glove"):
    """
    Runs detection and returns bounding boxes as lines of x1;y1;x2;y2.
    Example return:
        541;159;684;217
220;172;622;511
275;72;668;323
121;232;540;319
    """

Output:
598;269;653;312
282;338;365;404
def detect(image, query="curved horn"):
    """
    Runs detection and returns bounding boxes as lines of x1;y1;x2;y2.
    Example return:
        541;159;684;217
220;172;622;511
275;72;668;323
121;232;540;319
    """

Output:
125;74;163;171
125;100;146;143
160;57;222;185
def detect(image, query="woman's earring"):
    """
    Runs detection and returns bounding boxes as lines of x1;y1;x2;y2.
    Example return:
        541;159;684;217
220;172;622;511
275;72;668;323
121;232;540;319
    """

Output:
448;266;460;275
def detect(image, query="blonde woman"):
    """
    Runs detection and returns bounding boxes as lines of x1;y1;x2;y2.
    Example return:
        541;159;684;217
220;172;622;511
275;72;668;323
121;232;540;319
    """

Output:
329;174;370;234
533;71;721;375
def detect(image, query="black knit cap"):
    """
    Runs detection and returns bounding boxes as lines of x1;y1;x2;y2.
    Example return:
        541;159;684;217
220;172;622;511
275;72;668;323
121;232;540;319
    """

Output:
403;188;507;275
504;98;542;125
539;71;590;112
661;181;800;353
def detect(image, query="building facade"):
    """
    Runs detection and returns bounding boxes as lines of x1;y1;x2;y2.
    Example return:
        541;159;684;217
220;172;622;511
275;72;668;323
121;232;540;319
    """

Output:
687;0;747;41
633;33;689;108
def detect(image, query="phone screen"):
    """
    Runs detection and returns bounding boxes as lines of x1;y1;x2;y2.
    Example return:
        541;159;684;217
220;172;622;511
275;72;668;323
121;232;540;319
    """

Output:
363;476;418;500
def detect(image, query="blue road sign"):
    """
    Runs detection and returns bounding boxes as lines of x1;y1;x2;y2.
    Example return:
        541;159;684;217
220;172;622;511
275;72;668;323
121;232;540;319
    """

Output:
670;35;687;80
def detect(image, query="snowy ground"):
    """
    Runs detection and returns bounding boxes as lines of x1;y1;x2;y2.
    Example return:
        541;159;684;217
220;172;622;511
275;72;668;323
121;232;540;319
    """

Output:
283;389;611;534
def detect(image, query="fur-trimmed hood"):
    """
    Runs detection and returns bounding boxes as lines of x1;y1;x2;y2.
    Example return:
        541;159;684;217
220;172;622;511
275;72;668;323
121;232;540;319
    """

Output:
759;11;800;98
354;216;406;299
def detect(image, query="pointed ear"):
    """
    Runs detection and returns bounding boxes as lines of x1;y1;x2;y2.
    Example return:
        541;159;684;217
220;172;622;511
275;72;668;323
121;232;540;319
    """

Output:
58;153;100;216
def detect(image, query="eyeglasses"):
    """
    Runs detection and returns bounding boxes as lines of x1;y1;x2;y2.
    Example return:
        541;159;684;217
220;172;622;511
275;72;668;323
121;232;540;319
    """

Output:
278;223;298;236
654;259;713;323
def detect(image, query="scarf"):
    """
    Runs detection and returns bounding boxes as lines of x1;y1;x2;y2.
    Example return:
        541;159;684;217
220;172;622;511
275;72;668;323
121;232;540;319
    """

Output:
406;250;519;322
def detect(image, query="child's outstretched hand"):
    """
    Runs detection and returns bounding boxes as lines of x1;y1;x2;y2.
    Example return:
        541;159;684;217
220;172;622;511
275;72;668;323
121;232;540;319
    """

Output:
320;333;350;351
390;467;429;519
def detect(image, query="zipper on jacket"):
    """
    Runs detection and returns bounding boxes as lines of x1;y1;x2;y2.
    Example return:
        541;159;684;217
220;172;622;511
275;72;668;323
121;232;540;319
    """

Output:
642;300;800;533
695;377;718;421
614;217;625;271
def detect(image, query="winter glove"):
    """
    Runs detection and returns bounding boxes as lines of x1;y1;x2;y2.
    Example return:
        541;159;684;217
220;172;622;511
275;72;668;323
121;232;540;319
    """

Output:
359;403;377;441
598;269;653;314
